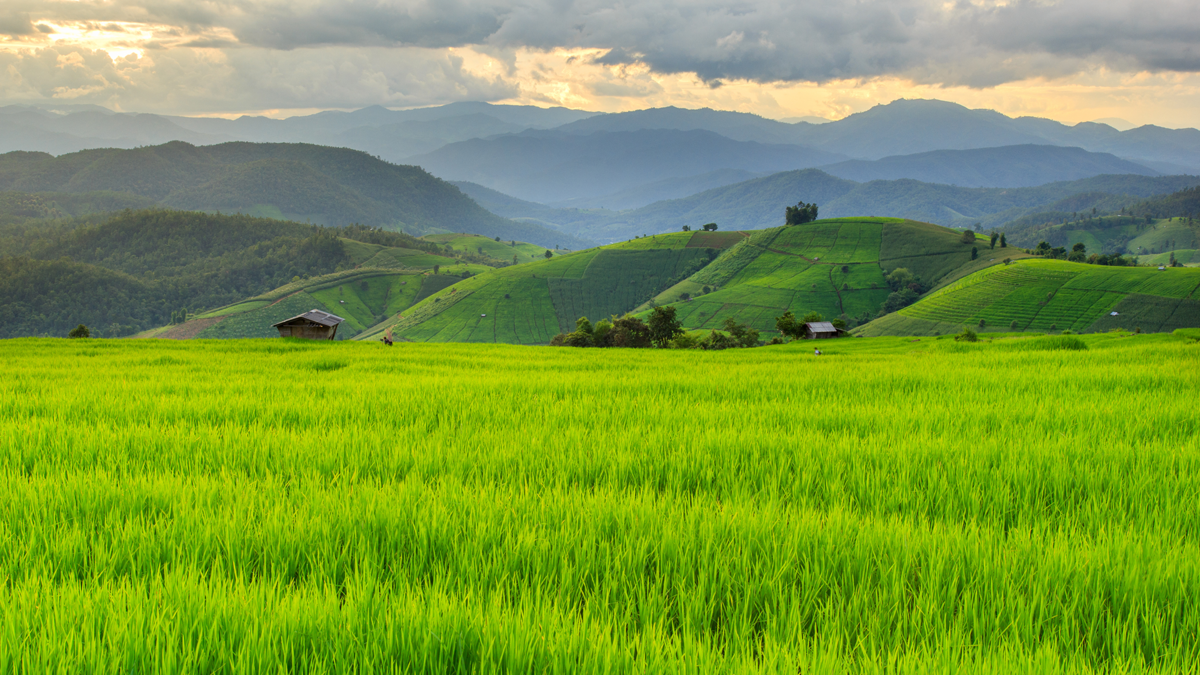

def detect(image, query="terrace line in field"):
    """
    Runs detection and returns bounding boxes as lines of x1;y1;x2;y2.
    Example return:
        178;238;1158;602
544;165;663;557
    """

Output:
862;258;1200;336
360;218;984;344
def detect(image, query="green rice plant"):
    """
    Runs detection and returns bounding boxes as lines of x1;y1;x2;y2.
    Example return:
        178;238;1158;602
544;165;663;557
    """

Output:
1;335;1198;672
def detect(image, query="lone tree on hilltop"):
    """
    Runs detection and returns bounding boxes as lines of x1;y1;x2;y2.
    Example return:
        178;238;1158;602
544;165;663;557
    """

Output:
647;306;683;348
544;249;553;259
682;225;691;232
702;223;718;231
786;202;818;225
68;324;90;338
960;229;977;244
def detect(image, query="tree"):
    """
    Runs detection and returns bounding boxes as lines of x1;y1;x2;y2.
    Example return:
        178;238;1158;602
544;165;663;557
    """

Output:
999;233;1007;248
610;315;651;348
990;232;999;249
495;236;501;242
433;264;440;274
1035;241;1052;256
68;324;90;338
702;223;719;232
879;289;918;315
721;318;760;347
775;311;803;340
801;311;824;323
575;317;593;335
647;306;683;347
885;268;913;291
513;255;518;265
682;225;691;232
973;222;982;232
785;201;819;225
960;229;977;244
971;247;978;260
544;250;553;259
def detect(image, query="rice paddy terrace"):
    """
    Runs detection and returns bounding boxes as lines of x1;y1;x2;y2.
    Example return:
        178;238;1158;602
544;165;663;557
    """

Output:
861;259;1200;337
640;218;978;334
359;230;739;343
361;218;982;344
3;332;1199;672
145;236;494;340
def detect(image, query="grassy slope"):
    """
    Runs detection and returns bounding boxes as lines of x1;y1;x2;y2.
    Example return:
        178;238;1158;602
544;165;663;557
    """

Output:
158;269;437;340
859;258;1200;336
642;218;978;335
358;231;734;344
423;233;551;263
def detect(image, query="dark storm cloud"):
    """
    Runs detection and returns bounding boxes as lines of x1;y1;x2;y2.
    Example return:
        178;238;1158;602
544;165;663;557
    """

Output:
12;0;1200;86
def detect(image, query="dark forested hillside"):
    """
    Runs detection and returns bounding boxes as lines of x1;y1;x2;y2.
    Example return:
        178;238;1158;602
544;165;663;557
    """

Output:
0;142;593;249
0;209;464;338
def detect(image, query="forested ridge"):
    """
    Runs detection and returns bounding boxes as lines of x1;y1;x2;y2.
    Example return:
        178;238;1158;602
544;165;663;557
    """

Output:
0;209;452;338
0;142;592;249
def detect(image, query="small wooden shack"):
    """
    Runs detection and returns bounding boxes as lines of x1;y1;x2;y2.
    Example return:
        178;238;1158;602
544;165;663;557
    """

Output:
272;309;345;340
802;321;842;339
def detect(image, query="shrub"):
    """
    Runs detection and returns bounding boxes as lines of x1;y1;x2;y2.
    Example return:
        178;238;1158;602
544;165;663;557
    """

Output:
68;324;90;339
955;328;978;342
669;332;701;349
1010;320;1019;329
978;319;987;328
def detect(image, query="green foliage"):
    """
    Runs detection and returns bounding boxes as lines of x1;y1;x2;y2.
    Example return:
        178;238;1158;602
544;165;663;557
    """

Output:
955;327;978;342
776;311;802;340
701;222;718;231
785;201;818;225
647;306;684;348
67;324;90;338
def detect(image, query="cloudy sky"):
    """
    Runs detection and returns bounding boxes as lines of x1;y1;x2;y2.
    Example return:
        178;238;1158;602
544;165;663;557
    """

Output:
2;0;1199;127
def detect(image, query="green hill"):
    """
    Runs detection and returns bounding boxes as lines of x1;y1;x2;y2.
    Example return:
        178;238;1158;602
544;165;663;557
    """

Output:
0;142;592;249
422;233;552;263
152;268;473;340
0;209;516;338
357;218;984;344
635;218;981;334
356;231;737;344
859;258;1200;336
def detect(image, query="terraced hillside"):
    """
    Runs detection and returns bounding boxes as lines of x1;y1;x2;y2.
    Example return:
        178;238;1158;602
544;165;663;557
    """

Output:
358;231;740;344
860;259;1200;336
641;218;982;335
359;218;984;344
422;233;551;263
143;268;473;340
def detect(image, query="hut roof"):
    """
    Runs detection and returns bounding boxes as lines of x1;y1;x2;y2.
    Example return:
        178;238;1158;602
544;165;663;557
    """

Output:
805;321;838;333
272;309;345;328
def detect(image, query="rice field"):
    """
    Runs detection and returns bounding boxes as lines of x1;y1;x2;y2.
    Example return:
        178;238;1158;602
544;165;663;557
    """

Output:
2;333;1199;673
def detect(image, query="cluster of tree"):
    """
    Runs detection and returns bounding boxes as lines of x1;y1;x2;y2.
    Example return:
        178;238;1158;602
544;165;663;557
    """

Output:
785;202;819;225
775;311;845;338
1035;241;1135;266
680;223;720;232
877;268;927;316
551;306;764;350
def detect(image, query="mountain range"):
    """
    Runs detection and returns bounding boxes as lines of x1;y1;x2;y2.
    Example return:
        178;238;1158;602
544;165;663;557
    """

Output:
457;170;1200;242
0;142;592;249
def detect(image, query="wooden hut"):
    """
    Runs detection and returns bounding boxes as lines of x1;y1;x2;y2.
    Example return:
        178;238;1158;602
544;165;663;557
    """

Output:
272;309;345;340
801;321;842;339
